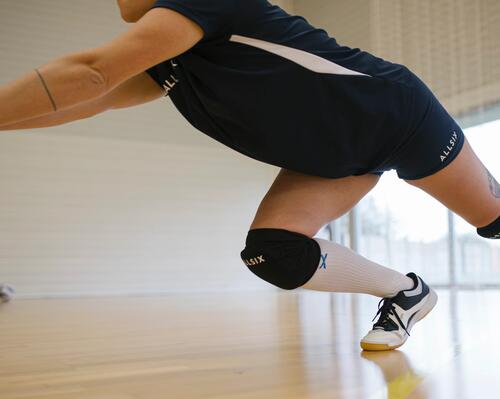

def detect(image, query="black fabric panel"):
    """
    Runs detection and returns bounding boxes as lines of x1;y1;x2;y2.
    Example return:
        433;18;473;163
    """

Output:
145;65;162;87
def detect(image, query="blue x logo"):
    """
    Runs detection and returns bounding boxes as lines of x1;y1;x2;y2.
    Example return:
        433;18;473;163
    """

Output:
319;253;328;269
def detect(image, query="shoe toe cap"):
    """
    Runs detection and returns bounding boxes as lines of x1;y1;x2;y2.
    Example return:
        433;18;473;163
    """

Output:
361;330;403;346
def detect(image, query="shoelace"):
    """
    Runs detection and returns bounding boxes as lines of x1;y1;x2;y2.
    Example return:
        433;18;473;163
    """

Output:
372;298;411;337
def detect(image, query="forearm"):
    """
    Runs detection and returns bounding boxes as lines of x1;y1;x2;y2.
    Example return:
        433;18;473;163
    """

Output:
0;114;74;131
0;100;104;131
1;71;165;132
0;52;108;127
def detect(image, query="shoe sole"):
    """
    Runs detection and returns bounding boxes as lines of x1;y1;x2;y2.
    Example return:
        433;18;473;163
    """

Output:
360;288;438;352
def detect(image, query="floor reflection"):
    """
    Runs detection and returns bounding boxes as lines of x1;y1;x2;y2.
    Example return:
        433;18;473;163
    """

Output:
295;288;500;398
361;350;426;399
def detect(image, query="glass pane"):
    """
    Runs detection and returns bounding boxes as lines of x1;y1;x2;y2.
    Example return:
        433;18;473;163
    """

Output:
357;171;450;285
455;120;500;286
319;119;500;288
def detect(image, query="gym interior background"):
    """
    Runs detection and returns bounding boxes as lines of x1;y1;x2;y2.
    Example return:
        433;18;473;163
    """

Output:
0;1;499;398
1;0;498;297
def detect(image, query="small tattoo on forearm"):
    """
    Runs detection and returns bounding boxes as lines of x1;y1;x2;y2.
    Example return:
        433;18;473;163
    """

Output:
486;169;500;198
35;68;57;111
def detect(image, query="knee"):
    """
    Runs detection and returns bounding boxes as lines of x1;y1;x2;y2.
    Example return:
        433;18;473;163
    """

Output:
477;216;500;239
240;228;321;290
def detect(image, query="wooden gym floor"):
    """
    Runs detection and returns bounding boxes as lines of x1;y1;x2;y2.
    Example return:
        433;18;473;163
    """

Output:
1;289;500;399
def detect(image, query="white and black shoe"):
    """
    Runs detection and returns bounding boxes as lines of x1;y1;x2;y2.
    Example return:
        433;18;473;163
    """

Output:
360;272;437;351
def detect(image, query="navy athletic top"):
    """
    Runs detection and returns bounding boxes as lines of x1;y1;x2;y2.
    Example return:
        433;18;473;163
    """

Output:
145;0;433;178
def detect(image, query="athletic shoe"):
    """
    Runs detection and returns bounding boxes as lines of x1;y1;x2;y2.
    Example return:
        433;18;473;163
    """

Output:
360;272;437;351
0;284;14;303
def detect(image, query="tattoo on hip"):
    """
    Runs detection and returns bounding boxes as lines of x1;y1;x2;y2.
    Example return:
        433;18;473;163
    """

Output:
486;169;500;198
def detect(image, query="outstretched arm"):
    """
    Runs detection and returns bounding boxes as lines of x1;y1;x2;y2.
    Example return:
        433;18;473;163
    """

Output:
0;7;203;128
0;72;164;131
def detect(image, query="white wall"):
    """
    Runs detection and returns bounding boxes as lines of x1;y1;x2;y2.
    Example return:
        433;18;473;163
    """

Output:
274;0;295;12
294;0;500;119
0;1;279;297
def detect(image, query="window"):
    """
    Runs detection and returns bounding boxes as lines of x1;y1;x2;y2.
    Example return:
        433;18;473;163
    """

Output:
455;120;500;287
322;119;500;287
357;171;450;285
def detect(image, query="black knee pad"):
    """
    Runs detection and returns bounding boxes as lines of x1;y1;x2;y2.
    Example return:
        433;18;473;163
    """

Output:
477;216;500;239
240;228;321;290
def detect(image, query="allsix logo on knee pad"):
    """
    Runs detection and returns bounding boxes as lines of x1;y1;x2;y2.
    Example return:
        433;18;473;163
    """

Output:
243;255;266;266
440;131;458;162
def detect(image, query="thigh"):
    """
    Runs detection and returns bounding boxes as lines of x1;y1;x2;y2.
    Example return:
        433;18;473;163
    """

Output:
249;169;380;237
405;137;500;227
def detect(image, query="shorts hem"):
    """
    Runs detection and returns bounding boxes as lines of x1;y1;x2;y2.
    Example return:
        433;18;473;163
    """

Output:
396;132;465;181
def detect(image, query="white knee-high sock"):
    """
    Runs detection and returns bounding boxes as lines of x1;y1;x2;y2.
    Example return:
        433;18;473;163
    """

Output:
302;238;414;298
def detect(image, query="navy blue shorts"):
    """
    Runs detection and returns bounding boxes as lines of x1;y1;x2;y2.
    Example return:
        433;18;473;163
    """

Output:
367;88;465;180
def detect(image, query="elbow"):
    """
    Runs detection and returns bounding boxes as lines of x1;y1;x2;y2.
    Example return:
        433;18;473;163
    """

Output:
72;62;109;99
87;64;109;91
80;58;110;95
76;63;110;103
61;52;110;94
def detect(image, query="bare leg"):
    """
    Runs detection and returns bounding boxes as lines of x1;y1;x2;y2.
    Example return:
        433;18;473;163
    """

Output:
404;138;500;228
250;170;380;237
247;170;414;297
243;169;431;352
